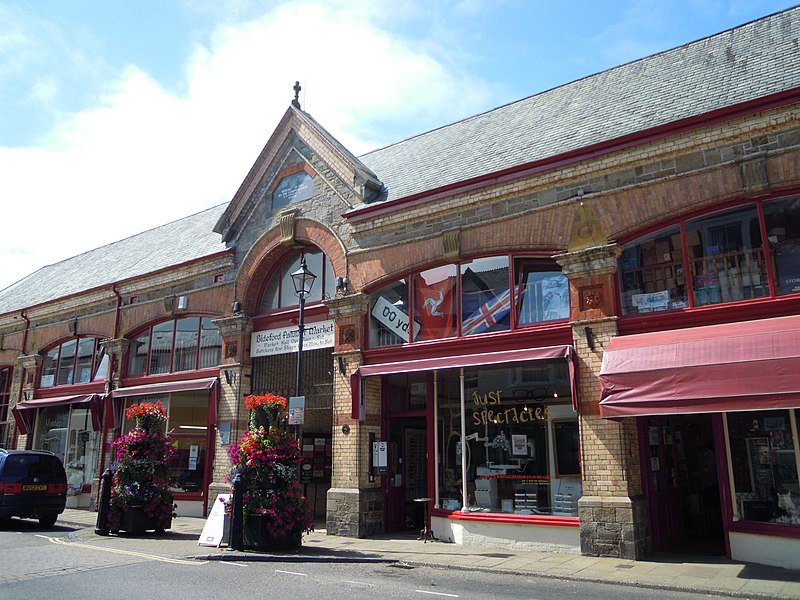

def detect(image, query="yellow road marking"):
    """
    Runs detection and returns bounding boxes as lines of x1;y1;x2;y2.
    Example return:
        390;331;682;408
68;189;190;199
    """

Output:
48;536;206;565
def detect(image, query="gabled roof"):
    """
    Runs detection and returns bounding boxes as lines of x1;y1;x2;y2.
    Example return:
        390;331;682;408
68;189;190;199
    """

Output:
357;7;800;207
0;204;228;315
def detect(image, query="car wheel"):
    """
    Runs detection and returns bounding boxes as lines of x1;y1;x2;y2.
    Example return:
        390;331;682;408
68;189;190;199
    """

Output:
39;514;58;527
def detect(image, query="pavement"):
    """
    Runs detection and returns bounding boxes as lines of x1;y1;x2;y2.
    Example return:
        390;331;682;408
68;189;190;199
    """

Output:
54;508;800;599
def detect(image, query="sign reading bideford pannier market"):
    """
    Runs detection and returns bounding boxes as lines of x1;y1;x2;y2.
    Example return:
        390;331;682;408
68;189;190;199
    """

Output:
251;320;335;357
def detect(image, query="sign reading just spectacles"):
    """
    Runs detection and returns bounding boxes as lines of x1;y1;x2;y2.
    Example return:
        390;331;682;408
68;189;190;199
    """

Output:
251;320;335;357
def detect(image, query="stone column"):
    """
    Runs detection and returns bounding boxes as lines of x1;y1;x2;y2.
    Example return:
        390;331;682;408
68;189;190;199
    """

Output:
208;313;253;509
14;354;42;450
555;243;647;559
323;293;382;537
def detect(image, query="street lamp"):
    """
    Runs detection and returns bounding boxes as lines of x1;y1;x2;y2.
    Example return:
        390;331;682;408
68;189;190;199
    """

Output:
291;256;316;398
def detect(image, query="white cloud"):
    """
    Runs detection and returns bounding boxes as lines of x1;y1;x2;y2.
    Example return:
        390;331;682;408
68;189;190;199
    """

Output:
0;0;492;291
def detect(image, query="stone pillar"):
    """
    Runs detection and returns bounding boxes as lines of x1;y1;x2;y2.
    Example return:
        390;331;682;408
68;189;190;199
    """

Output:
14;354;42;450
208;313;253;510
323;293;382;537
100;337;130;394
555;243;648;559
96;338;130;506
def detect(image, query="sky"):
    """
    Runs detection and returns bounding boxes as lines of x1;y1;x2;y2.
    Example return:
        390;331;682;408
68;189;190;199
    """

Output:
1;0;797;292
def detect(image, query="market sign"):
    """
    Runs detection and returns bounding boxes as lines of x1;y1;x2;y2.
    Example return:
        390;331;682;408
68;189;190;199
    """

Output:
251;320;334;357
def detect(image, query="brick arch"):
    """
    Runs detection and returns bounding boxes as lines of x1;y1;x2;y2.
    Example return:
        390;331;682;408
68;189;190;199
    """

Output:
237;218;347;314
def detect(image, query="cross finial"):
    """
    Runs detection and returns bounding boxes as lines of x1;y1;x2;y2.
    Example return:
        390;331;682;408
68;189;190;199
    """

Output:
292;81;301;108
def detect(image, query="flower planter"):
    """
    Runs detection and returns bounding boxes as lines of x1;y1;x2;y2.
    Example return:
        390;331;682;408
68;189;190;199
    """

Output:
119;506;171;535
242;515;302;551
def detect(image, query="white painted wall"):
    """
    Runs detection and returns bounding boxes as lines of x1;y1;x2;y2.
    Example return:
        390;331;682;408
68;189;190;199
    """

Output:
431;516;580;554
729;531;800;570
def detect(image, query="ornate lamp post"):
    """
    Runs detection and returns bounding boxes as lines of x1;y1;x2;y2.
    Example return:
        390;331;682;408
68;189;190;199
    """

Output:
291;256;317;398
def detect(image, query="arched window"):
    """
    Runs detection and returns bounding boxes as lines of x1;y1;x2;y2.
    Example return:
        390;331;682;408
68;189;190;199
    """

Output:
127;316;222;377
258;249;335;312
40;337;108;388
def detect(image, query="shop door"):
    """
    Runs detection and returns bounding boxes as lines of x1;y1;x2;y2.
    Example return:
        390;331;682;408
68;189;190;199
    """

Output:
385;417;427;533
640;414;724;554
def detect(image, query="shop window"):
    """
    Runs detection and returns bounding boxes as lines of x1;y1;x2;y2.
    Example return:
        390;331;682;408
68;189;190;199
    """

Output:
515;260;570;324
0;367;11;447
386;372;427;414
686;205;767;305
461;257;511;336
764;195;800;296
413;265;458;342
121;393;208;494
127;317;221;377
727;409;799;526
619;225;688;314
33;404;99;495
258;249;336;312
369;279;412;347
436;360;580;515
40;337;108;389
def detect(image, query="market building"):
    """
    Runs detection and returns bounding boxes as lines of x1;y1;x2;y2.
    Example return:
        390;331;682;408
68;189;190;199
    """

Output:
1;7;799;570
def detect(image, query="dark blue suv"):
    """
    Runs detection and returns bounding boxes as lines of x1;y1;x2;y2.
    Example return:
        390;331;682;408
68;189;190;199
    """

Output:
0;449;67;527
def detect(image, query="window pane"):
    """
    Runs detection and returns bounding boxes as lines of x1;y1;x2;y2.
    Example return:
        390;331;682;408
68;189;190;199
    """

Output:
303;250;324;303
619;226;687;314
172;317;200;372
127;332;150;375
686;206;767;305
149;322;174;375
198;317;222;369
34;406;69;458
41;347;59;388
74;338;95;384
65;408;99;493
259;271;280;311
413;265;457;341
764;195;800;296
93;346;109;381
727;410;799;526
168;392;208;429
168;436;206;493
57;340;77;386
461;256;510;336
324;255;336;300
516;262;570;324
279;253;303;308
369;279;411;347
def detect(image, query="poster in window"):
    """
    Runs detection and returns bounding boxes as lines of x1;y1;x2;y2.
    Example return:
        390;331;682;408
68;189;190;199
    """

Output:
553;420;580;476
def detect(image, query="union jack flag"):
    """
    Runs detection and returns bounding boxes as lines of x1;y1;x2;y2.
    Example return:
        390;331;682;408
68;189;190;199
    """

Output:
462;287;514;335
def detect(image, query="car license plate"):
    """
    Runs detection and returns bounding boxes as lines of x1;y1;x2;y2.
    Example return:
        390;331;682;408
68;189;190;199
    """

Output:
22;484;47;492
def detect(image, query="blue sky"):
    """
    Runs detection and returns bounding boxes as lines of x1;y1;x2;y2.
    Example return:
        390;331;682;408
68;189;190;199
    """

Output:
0;0;796;291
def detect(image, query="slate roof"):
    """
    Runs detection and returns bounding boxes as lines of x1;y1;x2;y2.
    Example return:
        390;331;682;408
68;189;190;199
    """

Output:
357;7;800;205
0;204;228;314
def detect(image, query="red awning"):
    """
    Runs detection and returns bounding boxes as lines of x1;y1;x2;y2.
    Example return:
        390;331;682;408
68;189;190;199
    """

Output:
109;377;218;428
352;345;576;420
11;393;104;435
599;314;800;418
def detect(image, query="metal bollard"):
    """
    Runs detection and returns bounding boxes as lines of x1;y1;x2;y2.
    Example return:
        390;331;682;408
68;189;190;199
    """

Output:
94;468;113;536
229;472;244;551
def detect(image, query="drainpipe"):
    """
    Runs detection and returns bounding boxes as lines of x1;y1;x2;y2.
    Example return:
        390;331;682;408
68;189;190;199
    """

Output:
15;311;30;449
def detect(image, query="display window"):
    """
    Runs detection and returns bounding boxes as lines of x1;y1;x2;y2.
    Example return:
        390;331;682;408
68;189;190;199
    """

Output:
121;392;209;494
726;409;800;527
0;367;10;447
33;404;99;495
619;195;800;314
367;256;569;348
436;360;581;516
